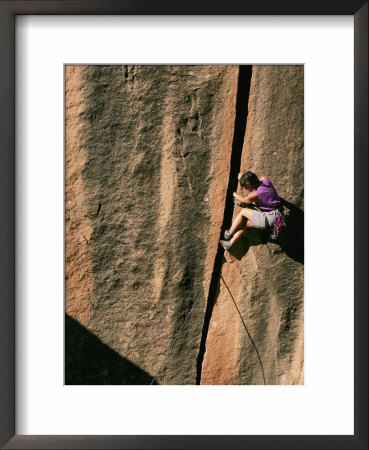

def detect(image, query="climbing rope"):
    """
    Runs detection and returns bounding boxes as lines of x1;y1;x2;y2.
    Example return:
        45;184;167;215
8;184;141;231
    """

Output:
150;236;267;386
221;275;267;385
150;271;213;385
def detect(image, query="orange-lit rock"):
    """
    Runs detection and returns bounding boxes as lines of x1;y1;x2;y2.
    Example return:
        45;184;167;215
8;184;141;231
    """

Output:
201;66;304;385
65;65;304;385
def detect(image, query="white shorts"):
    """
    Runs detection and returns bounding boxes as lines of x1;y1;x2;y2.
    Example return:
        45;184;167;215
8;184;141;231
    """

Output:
251;209;279;229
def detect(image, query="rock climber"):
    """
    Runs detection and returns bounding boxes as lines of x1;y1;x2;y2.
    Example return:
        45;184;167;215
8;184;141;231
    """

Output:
220;171;283;251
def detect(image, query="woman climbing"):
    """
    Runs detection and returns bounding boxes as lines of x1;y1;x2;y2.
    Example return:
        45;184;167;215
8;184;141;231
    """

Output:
220;171;283;251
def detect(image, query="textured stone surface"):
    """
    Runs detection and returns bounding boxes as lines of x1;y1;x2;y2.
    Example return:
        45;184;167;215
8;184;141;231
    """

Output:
201;66;304;385
65;65;239;384
65;65;304;385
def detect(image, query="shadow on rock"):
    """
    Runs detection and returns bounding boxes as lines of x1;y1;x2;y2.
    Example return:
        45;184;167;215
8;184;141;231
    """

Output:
227;228;264;261
226;199;304;264
65;314;156;385
275;198;304;264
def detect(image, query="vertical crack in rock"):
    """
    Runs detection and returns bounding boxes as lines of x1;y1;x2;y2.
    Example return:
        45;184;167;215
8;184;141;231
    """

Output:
196;66;253;385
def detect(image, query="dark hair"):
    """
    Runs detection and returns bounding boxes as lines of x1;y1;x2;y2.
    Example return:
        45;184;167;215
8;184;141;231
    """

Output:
239;171;261;190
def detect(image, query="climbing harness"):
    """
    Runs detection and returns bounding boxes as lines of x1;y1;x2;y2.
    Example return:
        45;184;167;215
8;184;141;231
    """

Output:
270;207;285;241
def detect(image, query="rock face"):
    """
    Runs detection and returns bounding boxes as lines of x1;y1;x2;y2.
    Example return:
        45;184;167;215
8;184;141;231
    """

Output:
201;66;304;385
65;65;304;385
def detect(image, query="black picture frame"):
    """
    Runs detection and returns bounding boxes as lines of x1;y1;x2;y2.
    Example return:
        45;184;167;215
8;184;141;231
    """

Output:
0;1;367;449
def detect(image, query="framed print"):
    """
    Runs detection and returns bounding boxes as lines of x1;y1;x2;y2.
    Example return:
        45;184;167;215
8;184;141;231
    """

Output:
1;1;368;449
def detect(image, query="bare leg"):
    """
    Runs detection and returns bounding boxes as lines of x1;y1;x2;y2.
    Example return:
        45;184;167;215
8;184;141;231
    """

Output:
229;208;254;235
229;214;246;235
220;210;255;251
229;229;245;246
229;219;254;246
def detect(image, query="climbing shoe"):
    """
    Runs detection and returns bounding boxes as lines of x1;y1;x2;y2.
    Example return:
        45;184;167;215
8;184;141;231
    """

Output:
224;229;232;241
220;240;232;251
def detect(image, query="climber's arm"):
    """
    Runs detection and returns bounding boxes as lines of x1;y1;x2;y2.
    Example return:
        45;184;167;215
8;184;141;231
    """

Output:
233;190;259;205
